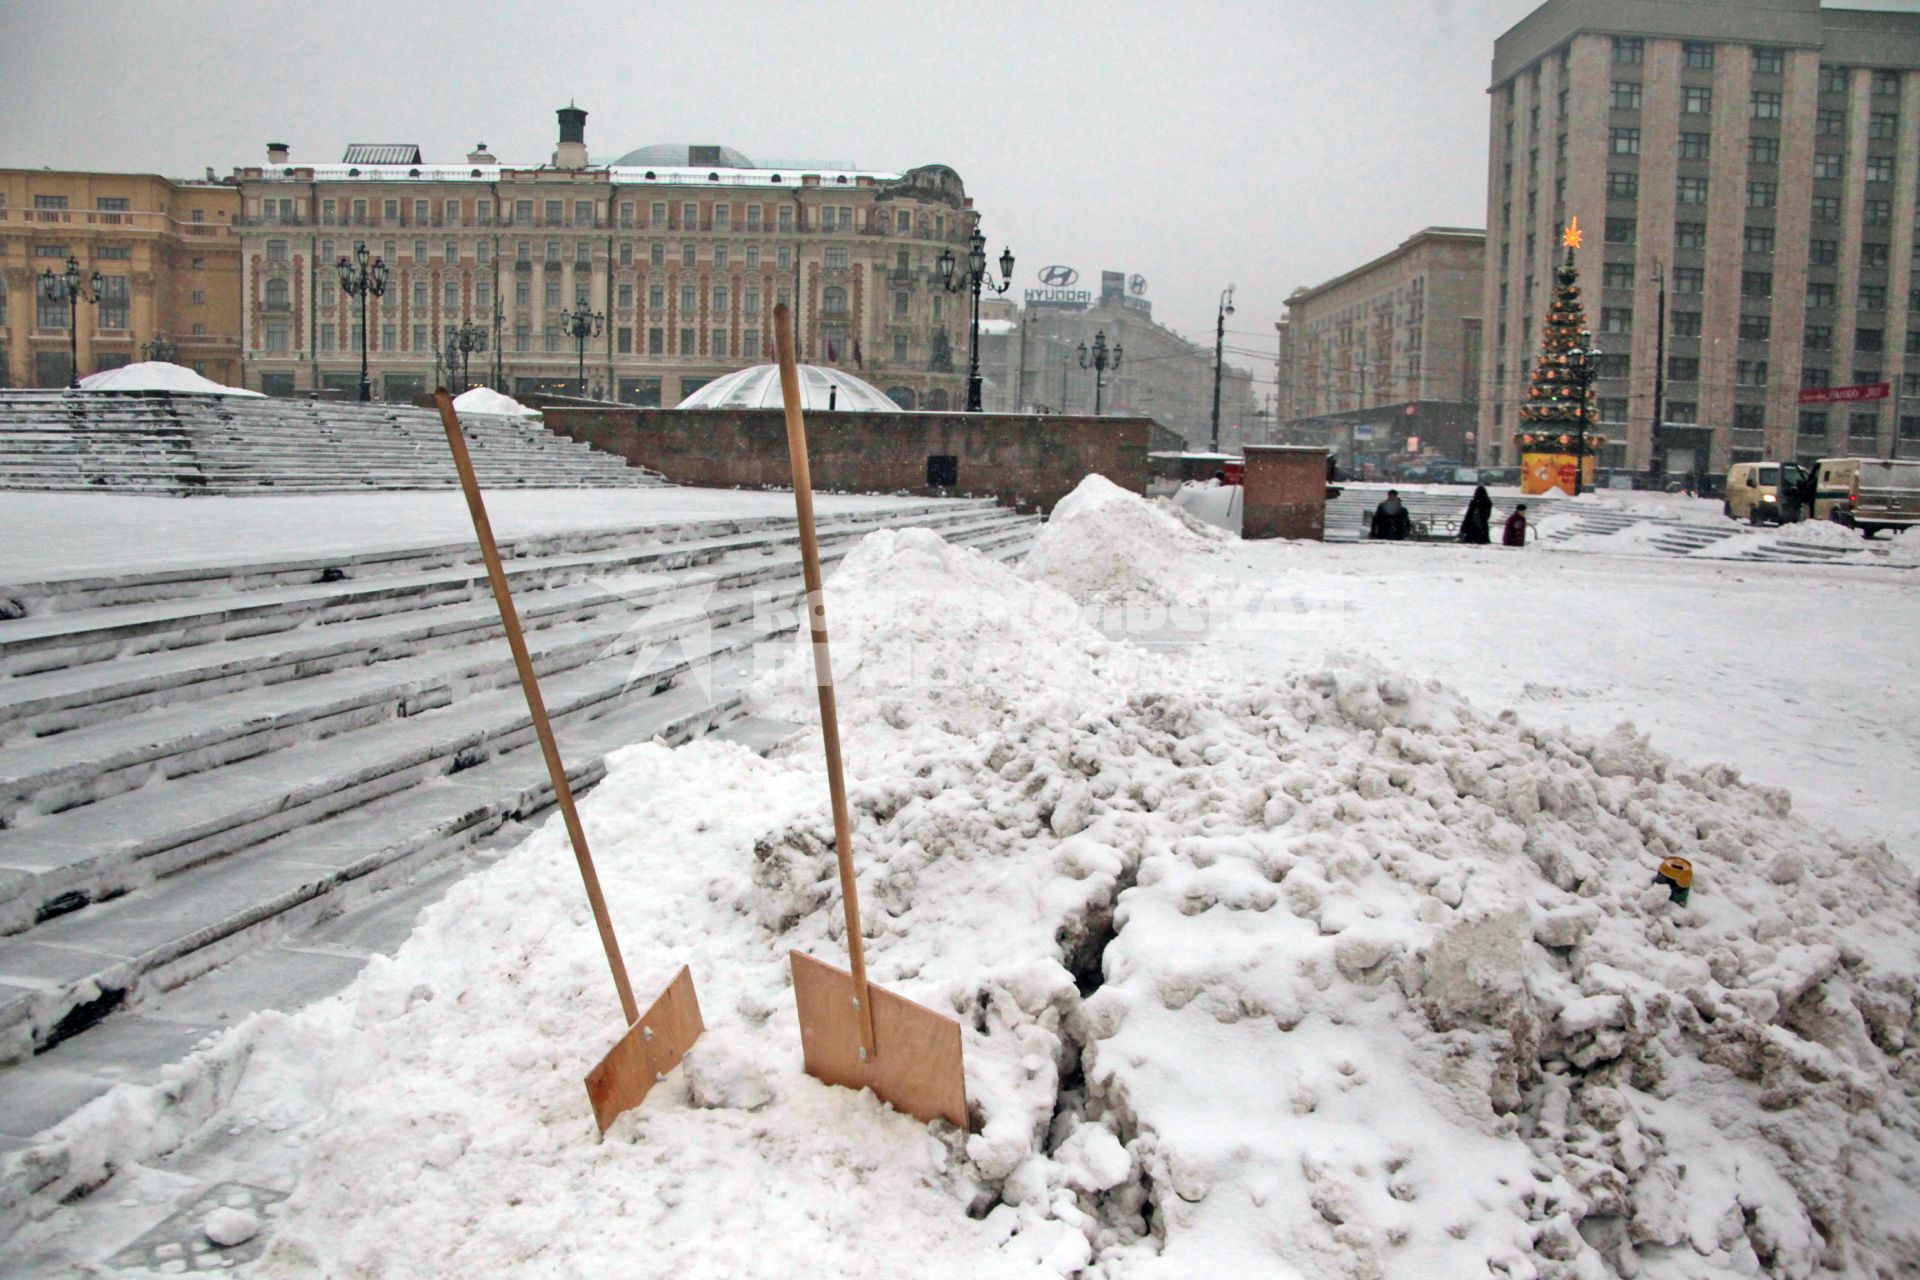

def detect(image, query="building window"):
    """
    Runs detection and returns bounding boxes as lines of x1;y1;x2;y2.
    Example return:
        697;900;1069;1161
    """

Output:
1857;327;1884;352
1750;91;1783;120
1609;128;1640;154
1595;354;1630;379
1602;262;1635;289
1862;242;1890;270
1682;86;1712;115
1672;311;1703;337
411;279;428;309
1869;112;1899;140
1600;306;1633;334
574;200;594;227
1803;366;1831;388
619;242;633;266
544;280;561;307
475;282;490;309
744;287;761;317
714;204;731;230
648;285;664;310
515;281;531;306
1668;356;1700;382
1808;282;1837;308
1736;360;1769;387
745;246;760;269
712;285;729;312
444;281;460;309
1677;176;1709;204
1611;81;1642;110
1817;108;1846;137
617;326;632;354
1820;66;1849;94
1673;267;1705;294
678;326;694;354
1748;135;1779;165
777;246;792;270
1865;199;1892;226
1746;182;1776;209
576;241;591;264
822;286;848;317
1866;155;1895;182
746;205;763;231
545;240;560;263
1607;171;1639;200
1814;152;1844;179
1735;404;1767;432
1605;216;1636;244
1805;325;1832;350
714;245;728;270
825;247;849;270
618;283;634;308
649;327;663;354
1744;226;1775;254
1753;47;1785;75
1799;410;1829;442
650;243;664;267
681;202;697;227
1614;36;1643;64
1873;69;1900;95
681;244;697;268
1860;285;1887;311
1812;195;1841;222
1675;221;1706;249
1739;314;1770;340
712;328;729;357
1683;42;1714;70
1668;401;1697;424
680;284;696;313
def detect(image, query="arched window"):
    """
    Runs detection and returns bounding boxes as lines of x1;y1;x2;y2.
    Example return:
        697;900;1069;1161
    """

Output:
264;277;289;307
822;286;848;317
887;386;915;410
926;387;950;410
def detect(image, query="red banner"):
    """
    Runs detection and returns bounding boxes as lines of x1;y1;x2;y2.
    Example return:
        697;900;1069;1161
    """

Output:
1797;382;1890;405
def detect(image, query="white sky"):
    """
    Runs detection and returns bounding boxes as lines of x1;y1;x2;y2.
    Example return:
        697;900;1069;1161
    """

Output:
3;0;1915;392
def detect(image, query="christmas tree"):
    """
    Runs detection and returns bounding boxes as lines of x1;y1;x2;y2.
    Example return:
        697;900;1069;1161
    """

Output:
1518;218;1593;434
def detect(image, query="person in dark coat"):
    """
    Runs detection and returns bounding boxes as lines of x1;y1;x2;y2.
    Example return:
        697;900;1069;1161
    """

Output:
1503;503;1529;547
1458;485;1493;544
1370;489;1413;540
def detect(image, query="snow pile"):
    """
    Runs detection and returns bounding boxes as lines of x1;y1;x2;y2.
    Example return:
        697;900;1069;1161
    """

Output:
1772;520;1863;551
451;386;539;418
1167;480;1244;536
1024;474;1229;606
1872;526;1920;567
8;525;1919;1279
75;361;262;396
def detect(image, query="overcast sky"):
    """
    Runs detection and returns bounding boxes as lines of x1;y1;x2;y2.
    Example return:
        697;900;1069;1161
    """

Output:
3;0;1913;391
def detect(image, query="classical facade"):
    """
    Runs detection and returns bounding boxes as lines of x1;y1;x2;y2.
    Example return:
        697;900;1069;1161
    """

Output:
1281;227;1485;467
231;108;974;407
0;170;240;388
1481;0;1920;474
1009;271;1258;451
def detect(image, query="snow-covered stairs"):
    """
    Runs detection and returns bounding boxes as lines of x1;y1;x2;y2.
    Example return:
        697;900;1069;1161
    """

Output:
0;499;1037;1068
0;390;660;494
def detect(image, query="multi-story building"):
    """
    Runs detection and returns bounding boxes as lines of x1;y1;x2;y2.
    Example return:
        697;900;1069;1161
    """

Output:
1010;270;1258;450
1282;227;1486;467
232;107;974;407
0;170;240;388
1481;0;1920;476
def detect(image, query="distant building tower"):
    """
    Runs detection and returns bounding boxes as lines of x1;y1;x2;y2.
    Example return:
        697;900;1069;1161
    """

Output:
554;105;588;169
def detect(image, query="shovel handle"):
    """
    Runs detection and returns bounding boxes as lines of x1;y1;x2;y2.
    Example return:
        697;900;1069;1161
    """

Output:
432;389;640;1027
772;306;878;1060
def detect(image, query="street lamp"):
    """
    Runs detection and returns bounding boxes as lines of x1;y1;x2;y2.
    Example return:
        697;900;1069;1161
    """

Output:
335;243;388;402
444;318;488;392
1210;285;1235;452
140;335;179;364
559;305;603;396
938;227;1014;412
1564;327;1600;498
1077;329;1123;415
39;255;102;388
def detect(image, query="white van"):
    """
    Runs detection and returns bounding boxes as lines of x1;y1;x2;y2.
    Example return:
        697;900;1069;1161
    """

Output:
1724;461;1809;523
1814;457;1920;536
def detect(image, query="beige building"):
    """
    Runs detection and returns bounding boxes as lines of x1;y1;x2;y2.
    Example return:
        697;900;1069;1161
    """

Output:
1482;0;1920;476
1282;227;1485;465
0;170;240;388
232;107;975;407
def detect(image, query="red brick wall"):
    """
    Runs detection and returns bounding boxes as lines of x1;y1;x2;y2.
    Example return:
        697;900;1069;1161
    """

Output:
1242;445;1328;541
537;406;1149;513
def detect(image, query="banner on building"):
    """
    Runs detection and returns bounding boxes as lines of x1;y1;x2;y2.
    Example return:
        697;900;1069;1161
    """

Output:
1797;382;1890;405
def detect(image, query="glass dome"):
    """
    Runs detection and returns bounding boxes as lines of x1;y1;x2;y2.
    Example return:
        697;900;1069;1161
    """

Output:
676;364;904;413
612;143;754;169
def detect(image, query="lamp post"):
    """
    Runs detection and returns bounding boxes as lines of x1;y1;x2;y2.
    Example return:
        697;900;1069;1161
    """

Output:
1210;284;1235;452
938;227;1014;412
1564;327;1600;498
444;318;488;392
335;243;388;402
140;335;178;364
39;255;102;388
1648;260;1668;484
559;305;603;396
1077;329;1123;415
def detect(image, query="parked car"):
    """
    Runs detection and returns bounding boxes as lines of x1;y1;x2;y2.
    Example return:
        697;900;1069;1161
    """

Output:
1477;466;1522;487
1813;457;1920;536
1724;460;1811;524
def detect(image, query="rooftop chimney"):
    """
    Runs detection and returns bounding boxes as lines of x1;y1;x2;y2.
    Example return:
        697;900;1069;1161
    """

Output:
554;104;588;169
467;142;497;164
266;142;290;164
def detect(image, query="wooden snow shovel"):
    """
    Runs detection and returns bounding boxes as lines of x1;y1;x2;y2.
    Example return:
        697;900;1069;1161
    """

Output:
432;389;703;1135
769;308;969;1130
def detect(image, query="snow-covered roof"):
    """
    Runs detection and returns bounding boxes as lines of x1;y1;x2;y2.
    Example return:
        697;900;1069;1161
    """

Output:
977;318;1017;337
676;364;903;413
271;163;902;187
77;361;263;396
341;144;423;165
613;143;755;168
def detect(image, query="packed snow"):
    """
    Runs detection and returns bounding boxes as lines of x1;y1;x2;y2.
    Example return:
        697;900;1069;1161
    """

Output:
451;386;539;418
3;477;1917;1279
75;361;263;396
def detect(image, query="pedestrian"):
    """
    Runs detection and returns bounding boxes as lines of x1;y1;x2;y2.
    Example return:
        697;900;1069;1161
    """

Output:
1503;502;1529;547
1370;488;1413;541
1458;485;1493;544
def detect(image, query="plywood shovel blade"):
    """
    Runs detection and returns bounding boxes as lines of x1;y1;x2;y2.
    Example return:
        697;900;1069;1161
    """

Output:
585;966;706;1134
790;951;968;1130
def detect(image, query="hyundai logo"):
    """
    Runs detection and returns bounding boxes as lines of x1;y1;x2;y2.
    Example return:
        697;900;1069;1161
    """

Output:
1128;274;1148;296
1037;265;1079;287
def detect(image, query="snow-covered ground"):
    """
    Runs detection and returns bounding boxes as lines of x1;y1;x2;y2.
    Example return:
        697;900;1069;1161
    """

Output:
3;476;1916;1278
0;490;947;580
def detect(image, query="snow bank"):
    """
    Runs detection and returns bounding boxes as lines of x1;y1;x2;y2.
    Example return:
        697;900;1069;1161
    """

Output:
451;386;539;418
8;523;1919;1279
1023;474;1229;606
1167;480;1243;536
75;361;262;396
